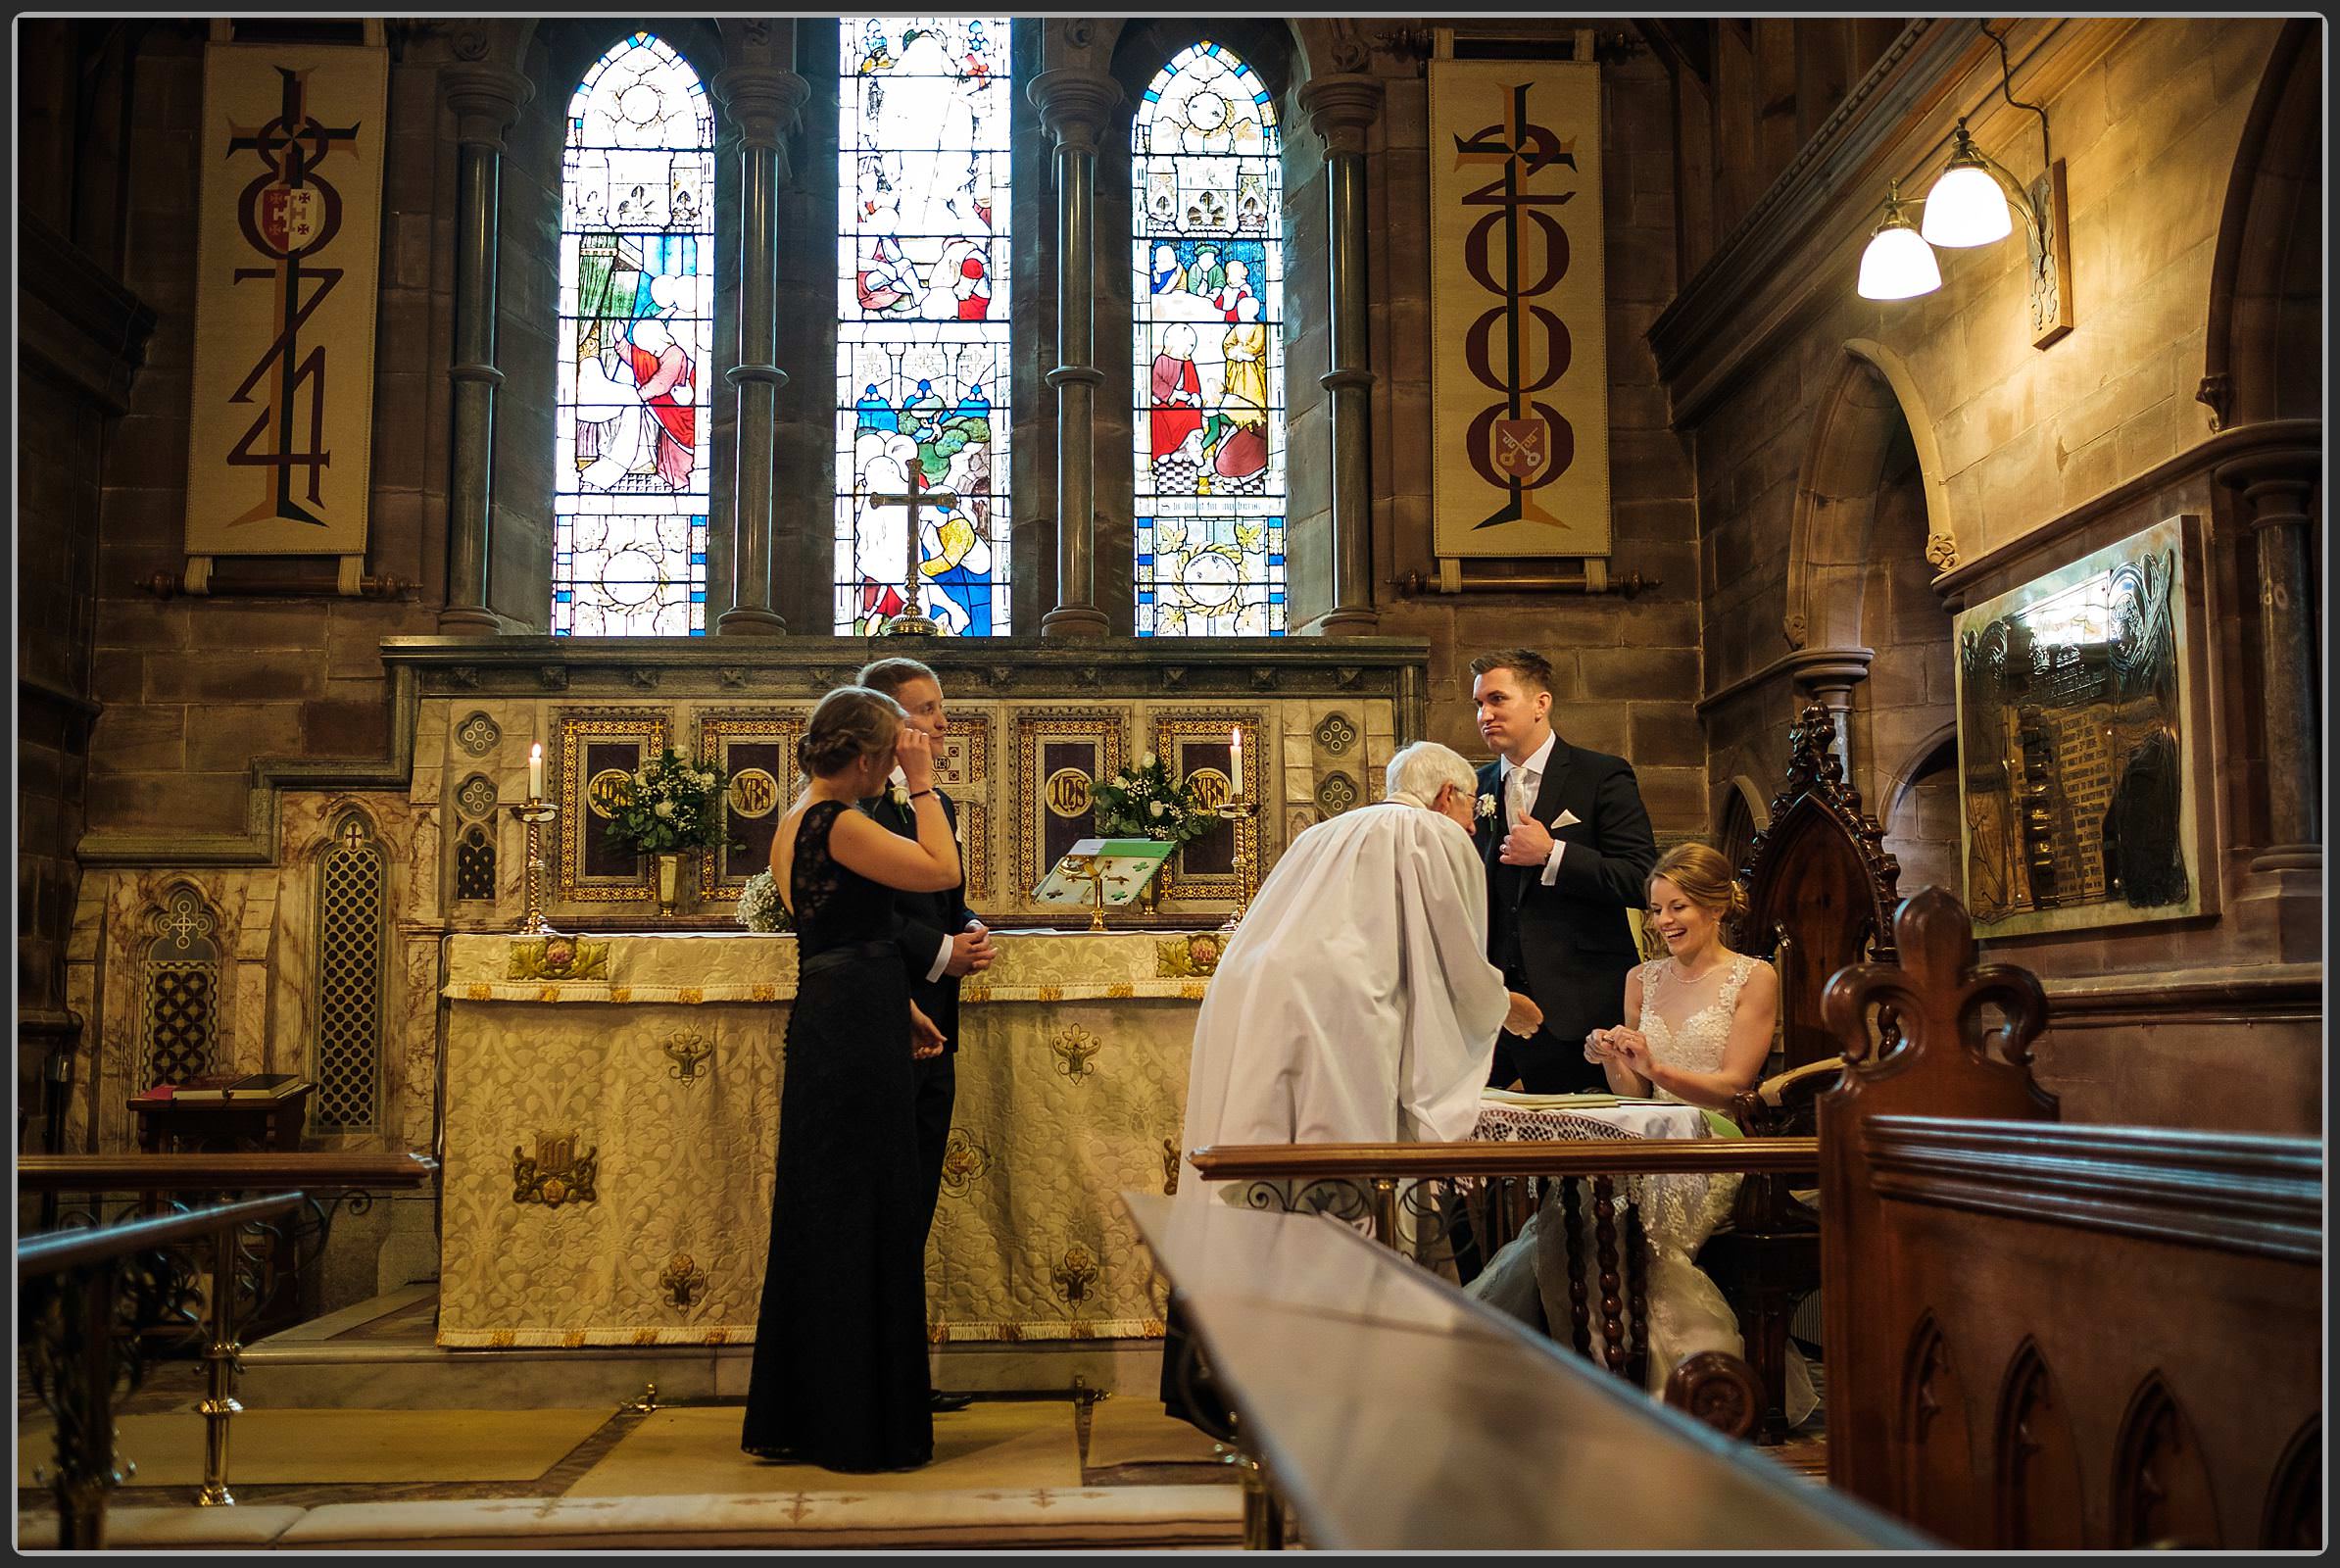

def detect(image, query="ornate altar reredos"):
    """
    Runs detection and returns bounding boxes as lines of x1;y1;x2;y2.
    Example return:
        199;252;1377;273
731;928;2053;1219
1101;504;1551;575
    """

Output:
64;637;1427;1159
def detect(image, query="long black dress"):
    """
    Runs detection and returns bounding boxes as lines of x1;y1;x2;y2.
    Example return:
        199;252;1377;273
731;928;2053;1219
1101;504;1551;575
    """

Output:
741;800;934;1470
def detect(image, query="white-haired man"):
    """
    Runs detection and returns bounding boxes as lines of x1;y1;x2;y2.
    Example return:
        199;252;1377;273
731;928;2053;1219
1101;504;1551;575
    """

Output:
1161;741;1542;1433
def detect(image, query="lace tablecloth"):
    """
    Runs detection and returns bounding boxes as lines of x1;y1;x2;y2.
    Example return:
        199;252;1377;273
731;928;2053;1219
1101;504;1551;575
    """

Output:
1470;1100;1707;1146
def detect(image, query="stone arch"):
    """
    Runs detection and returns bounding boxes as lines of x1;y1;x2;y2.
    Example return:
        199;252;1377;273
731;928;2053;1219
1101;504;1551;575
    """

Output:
1877;723;1960;898
1716;773;1770;875
1782;338;1956;657
2199;19;2320;429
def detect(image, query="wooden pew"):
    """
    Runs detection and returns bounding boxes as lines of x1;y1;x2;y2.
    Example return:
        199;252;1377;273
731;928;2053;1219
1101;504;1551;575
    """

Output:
1121;1189;1927;1551
1817;888;2321;1548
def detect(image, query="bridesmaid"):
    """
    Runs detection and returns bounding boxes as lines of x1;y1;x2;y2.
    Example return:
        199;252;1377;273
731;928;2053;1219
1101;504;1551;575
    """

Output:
741;686;959;1471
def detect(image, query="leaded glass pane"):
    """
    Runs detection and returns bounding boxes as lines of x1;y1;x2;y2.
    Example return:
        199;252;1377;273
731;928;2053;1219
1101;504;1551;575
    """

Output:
836;16;1012;635
1133;41;1287;636
554;32;716;636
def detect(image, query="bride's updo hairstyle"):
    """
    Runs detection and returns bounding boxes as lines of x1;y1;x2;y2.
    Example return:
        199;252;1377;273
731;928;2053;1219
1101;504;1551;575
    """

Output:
797;685;905;778
1647;842;1749;923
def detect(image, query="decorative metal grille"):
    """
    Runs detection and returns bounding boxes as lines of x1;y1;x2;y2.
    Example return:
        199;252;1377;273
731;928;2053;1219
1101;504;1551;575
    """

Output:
454;823;497;902
141;886;220;1086
313;812;387;1133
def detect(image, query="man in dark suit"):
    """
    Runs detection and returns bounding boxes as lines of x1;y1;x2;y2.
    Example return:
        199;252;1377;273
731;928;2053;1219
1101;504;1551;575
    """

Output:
857;656;996;1413
1469;648;1660;1094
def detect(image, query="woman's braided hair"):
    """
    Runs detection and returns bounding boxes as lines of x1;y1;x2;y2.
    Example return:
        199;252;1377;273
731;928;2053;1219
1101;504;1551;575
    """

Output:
797;685;905;778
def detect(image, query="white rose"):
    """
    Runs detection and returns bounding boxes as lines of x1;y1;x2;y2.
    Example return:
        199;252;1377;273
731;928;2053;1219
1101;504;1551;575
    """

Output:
654;800;675;819
1141;751;1157;769
1148;801;1165;819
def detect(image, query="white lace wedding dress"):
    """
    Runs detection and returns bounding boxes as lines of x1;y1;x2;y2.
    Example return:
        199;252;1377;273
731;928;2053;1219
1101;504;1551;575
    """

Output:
1467;953;1819;1427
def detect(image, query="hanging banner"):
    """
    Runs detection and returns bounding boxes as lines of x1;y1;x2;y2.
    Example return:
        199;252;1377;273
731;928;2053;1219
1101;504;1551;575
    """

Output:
184;42;388;558
1428;57;1609;558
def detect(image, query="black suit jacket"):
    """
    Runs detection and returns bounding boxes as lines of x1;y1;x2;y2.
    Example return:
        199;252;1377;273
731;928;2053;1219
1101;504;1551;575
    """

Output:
867;787;980;1054
1474;742;1660;1056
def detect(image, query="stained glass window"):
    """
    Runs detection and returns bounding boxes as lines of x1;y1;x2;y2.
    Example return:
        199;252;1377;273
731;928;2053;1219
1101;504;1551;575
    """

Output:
553;33;715;636
1132;42;1286;636
836;16;1012;636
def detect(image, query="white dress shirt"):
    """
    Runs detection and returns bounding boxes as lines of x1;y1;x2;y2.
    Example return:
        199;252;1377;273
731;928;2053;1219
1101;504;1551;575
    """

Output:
890;764;958;984
1498;731;1569;886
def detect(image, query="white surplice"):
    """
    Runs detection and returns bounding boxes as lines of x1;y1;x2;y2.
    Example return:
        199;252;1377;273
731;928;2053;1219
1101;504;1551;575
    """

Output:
1175;799;1513;1217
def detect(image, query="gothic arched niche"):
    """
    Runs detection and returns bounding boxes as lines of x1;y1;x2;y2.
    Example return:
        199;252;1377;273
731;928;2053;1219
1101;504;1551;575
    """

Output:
140;881;224;1087
1899;1312;1979;1546
2200;19;2320;429
2111;1372;2221;1548
1993;1338;2088;1548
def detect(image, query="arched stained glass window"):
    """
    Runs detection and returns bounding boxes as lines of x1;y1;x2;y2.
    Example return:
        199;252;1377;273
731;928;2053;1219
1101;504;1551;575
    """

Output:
553;33;716;635
837;16;1012;635
1132;42;1286;636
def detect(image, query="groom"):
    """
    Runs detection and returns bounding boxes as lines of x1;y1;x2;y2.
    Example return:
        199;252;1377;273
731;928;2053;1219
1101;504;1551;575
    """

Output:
857;656;997;1412
1469;648;1659;1094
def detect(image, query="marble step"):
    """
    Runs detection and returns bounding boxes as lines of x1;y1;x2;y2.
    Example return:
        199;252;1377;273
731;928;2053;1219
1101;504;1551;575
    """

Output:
238;1286;1170;1410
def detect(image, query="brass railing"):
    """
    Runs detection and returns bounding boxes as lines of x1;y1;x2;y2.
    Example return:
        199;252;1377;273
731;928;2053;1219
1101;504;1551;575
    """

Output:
19;1195;304;1548
20;1154;439;1336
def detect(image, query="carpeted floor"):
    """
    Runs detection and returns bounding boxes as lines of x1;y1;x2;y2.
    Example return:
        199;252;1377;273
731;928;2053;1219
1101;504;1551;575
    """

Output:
17;1407;611;1488
565;1399;1084;1497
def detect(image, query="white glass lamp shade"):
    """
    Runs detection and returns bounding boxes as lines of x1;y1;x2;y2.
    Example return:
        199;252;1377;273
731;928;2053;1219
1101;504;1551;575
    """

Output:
1857;221;1941;301
1921;162;2014;247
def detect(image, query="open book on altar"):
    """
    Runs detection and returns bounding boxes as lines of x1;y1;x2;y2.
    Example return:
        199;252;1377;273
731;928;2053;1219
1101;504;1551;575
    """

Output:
1031;838;1177;908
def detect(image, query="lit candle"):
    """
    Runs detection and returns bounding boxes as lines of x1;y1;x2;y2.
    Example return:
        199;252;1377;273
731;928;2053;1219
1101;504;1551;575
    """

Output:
529;742;545;801
1229;726;1243;794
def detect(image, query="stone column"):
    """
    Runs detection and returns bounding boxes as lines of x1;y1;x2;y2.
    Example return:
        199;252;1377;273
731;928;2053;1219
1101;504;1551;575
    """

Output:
1030;68;1121;639
1299;74;1385;636
712;62;808;637
437;63;532;635
2217;448;2322;874
1787;650;1875;775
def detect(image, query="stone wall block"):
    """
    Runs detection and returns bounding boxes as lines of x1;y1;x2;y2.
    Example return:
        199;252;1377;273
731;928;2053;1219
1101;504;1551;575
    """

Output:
144;650;325;705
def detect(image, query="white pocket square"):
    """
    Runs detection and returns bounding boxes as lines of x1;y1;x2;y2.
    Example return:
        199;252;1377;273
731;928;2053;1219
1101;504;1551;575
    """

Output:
1550;808;1583;830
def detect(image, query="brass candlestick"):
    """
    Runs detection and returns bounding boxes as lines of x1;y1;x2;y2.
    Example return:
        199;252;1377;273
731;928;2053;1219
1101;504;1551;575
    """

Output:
509;799;559;934
1215;796;1259;933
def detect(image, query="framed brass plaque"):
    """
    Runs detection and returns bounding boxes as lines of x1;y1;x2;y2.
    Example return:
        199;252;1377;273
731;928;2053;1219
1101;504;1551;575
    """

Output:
1147;708;1265;900
1014;710;1127;904
1954;514;2208;937
695;710;806;902
556;710;669;903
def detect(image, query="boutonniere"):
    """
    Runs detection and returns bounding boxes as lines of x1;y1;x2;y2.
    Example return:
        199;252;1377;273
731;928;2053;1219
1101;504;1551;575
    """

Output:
1475;793;1497;829
887;783;912;815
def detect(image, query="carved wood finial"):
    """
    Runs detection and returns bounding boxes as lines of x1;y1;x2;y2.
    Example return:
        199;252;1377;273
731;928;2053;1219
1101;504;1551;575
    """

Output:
1822;887;2048;1070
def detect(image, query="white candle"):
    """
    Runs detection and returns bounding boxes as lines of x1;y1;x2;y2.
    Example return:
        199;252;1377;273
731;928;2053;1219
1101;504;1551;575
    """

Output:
529;743;545;801
1229;726;1243;794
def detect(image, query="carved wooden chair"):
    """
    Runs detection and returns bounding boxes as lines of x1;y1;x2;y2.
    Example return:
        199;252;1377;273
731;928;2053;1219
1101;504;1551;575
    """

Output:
1699;702;1904;1442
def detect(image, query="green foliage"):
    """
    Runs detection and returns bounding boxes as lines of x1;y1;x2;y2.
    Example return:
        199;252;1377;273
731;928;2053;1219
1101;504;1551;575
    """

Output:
1091;751;1219;848
607;748;733;855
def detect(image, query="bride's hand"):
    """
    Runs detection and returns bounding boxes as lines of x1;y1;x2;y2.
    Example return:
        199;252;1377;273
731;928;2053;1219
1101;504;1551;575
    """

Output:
1605;1027;1653;1076
896;728;936;793
909;1003;946;1059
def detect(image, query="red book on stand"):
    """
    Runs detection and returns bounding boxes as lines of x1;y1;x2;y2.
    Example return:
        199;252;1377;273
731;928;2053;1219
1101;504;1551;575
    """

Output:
134;1074;236;1103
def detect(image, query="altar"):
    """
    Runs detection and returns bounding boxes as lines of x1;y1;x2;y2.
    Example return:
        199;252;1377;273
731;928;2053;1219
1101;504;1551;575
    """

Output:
436;927;1227;1348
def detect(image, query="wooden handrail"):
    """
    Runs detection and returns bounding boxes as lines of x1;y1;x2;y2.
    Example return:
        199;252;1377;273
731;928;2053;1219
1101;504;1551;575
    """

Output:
17;1194;305;1281
1188;1137;1821;1182
18;1152;438;1192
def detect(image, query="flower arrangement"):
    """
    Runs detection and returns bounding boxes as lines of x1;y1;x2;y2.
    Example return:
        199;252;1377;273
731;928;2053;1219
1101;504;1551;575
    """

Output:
735;869;790;933
1091;751;1218;847
607;748;733;856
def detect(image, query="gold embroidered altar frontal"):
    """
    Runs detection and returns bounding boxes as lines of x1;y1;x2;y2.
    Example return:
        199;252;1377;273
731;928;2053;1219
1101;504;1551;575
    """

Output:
437;931;1215;1348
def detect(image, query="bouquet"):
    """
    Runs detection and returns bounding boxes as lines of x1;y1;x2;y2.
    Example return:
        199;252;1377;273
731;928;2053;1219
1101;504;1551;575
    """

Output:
607;748;733;856
735;869;790;933
1091;751;1217;847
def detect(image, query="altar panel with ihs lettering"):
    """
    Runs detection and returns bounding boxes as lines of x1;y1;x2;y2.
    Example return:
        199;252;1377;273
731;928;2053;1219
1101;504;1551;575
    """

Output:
1015;710;1128;904
558;710;668;902
1149;707;1265;899
694;710;804;900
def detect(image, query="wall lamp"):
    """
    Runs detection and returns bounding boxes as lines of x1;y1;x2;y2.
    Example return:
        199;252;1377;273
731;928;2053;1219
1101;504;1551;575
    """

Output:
1856;21;2073;348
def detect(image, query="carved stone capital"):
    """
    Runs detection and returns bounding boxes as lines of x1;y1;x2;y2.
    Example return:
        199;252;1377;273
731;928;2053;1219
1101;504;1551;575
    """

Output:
1028;69;1122;151
1783;647;1875;703
442;63;532;146
2214;445;2321;527
1298;74;1385;157
711;65;809;148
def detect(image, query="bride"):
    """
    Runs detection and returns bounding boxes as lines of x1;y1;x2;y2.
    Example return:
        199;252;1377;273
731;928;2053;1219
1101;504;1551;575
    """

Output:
1469;842;1819;1427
